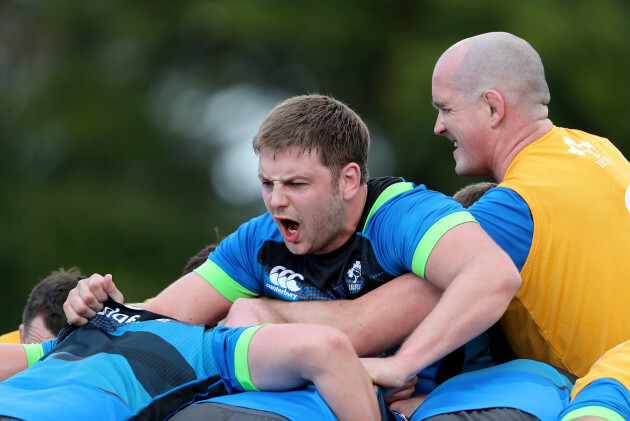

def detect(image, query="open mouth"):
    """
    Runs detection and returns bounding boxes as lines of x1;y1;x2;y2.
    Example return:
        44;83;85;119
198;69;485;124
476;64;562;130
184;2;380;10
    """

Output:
278;217;300;242
285;220;298;235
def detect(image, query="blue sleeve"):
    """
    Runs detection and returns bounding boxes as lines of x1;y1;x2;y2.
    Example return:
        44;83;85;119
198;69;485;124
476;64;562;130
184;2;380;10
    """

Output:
202;214;275;298
468;186;533;271
42;338;57;354
23;338;58;366
365;185;475;277
560;379;630;421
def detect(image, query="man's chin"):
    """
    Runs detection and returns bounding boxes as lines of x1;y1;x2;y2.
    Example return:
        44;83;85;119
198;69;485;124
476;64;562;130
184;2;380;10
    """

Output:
455;167;485;178
454;162;475;177
284;241;308;255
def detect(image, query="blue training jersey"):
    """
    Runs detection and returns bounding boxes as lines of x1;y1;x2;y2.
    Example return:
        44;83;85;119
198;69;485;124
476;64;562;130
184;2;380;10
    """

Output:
186;178;494;418
196;177;475;302
0;299;259;421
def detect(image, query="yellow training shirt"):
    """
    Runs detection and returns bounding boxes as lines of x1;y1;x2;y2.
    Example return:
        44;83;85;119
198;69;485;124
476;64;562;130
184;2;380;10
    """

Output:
500;127;630;377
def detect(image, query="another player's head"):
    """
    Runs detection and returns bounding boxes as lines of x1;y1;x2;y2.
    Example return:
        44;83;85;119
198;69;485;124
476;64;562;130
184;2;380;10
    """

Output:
20;268;86;343
453;182;497;208
182;244;218;276
432;32;549;178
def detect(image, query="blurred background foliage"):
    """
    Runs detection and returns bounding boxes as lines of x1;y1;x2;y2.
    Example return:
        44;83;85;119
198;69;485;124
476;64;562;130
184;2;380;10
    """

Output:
1;0;629;332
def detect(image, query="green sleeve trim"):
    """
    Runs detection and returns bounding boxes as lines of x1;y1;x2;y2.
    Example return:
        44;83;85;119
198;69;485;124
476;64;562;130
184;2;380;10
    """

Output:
234;325;269;392
362;182;414;232
411;211;477;278
194;259;258;303
561;405;625;421
23;343;45;367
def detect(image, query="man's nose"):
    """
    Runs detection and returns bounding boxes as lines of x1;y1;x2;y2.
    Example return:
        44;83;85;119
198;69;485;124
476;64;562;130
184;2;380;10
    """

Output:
269;184;289;208
434;114;446;136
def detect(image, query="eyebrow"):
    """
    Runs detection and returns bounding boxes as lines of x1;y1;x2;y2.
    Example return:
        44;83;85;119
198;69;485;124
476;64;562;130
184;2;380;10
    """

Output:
257;173;304;183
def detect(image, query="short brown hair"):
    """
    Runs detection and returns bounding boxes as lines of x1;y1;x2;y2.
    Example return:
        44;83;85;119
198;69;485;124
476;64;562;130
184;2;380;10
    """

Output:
252;94;370;184
453;182;497;208
23;267;85;338
182;244;218;276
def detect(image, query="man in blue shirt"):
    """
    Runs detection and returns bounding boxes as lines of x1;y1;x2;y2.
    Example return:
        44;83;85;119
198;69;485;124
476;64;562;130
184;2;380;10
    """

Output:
63;94;519;419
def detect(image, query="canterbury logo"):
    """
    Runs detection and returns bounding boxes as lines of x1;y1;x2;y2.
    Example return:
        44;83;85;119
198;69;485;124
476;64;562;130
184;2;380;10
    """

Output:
269;266;303;292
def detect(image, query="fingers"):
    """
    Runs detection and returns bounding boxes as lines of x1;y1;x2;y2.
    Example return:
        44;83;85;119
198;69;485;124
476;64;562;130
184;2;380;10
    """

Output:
63;274;124;326
385;376;418;403
389;395;427;419
103;274;124;303
361;356;411;389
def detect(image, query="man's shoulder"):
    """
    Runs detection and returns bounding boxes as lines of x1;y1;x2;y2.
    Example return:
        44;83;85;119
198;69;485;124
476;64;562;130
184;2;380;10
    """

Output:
470;186;530;219
232;212;280;239
364;176;422;210
361;177;417;230
366;176;407;192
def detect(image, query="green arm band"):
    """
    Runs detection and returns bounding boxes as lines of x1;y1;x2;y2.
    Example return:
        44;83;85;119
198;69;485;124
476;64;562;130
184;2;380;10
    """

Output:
411;211;477;278
560;406;625;421
194;259;259;303
234;325;269;391
23;343;45;367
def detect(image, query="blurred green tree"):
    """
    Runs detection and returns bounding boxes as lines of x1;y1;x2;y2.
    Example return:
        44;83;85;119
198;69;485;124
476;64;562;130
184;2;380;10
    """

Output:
1;0;628;333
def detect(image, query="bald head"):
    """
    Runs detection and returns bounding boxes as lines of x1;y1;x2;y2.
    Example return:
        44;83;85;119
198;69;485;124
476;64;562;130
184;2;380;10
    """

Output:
436;32;550;112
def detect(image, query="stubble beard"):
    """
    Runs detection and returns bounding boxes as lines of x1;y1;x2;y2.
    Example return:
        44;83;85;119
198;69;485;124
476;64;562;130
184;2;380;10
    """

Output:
290;188;346;256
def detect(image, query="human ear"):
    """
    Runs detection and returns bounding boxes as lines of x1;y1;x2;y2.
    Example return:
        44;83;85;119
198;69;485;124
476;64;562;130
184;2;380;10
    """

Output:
340;163;361;200
483;90;505;128
19;324;25;344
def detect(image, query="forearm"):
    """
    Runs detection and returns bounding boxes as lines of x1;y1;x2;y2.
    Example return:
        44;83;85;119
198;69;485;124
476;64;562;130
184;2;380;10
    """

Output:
375;222;522;384
361;267;517;390
144;272;232;325
264;273;443;356
223;297;288;327
393;270;517;383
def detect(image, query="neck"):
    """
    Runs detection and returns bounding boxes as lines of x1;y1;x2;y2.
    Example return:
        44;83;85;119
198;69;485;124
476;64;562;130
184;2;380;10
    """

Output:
338;184;369;245
492;118;553;182
350;184;368;226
